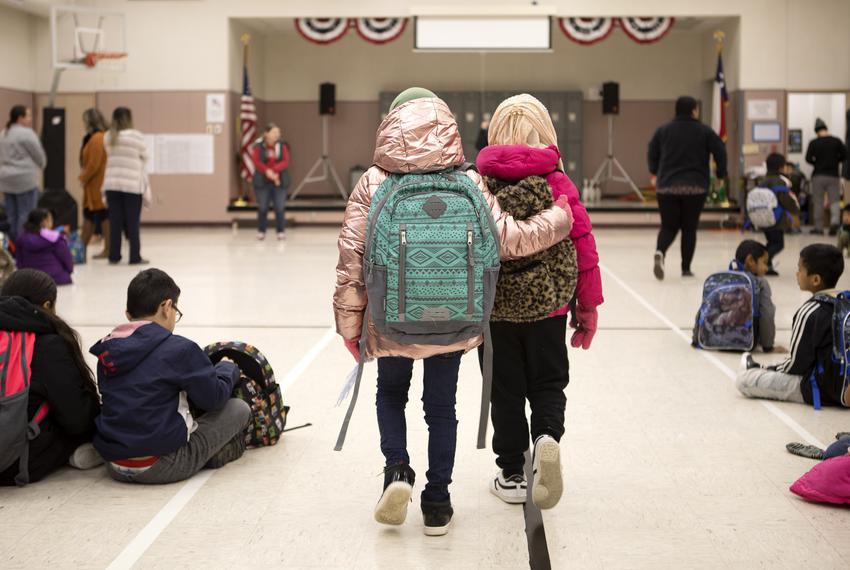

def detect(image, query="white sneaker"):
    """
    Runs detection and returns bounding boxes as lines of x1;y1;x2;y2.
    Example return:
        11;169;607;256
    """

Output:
653;251;665;281
68;443;103;470
256;232;265;241
531;435;563;510
490;470;527;504
277;232;286;241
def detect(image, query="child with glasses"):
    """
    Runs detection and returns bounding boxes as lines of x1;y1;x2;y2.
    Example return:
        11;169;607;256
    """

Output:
92;268;251;484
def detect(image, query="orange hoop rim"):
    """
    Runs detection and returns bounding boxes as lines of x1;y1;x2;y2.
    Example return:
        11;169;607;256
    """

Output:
83;51;127;67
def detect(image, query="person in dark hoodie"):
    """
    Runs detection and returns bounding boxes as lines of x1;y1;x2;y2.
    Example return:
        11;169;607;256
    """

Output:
648;96;728;280
805;118;847;236
91;268;250;484
14;208;74;285
757;153;801;276
0;269;101;486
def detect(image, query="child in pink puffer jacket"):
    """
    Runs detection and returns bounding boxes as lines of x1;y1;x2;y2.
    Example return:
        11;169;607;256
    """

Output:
476;94;603;510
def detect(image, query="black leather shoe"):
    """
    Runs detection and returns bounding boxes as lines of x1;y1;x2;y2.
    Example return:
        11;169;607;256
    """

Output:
374;463;415;526
421;500;453;536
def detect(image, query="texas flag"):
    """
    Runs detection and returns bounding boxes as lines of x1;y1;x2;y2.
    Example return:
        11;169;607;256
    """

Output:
712;51;728;141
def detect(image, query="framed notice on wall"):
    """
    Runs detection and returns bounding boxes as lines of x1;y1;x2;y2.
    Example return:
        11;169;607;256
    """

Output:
752;122;782;143
747;99;778;120
788;129;803;153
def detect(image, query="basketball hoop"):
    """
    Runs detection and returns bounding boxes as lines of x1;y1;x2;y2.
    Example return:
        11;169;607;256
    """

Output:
82;51;127;68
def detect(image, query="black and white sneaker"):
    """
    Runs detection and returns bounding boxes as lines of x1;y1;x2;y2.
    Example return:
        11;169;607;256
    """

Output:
531;435;563;510
653;251;665;281
374;463;415;526
490;470;527;504
739;352;760;372
421;501;453;536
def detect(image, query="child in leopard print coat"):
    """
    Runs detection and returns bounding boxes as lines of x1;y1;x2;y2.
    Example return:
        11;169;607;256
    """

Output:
476;94;602;511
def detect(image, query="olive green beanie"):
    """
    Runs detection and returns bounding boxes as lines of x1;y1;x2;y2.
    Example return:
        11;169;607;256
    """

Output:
389;87;438;112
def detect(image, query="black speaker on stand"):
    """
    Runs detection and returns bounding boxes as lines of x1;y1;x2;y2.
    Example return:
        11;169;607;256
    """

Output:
591;82;644;201
41;107;66;190
291;83;347;202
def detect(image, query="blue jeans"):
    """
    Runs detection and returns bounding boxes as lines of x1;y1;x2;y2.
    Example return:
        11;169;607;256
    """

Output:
376;351;462;503
254;181;287;234
5;188;39;241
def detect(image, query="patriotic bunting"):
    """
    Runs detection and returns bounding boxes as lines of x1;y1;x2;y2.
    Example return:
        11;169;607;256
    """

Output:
618;17;675;44
558;18;614;45
355;18;407;45
294;18;349;45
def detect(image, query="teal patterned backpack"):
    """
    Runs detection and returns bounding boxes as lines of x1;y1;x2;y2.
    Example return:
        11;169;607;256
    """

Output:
335;165;501;450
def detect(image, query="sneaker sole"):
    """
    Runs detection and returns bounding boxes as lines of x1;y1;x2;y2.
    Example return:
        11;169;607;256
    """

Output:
532;441;563;510
424;519;452;536
374;482;412;525
490;481;527;504
653;253;664;281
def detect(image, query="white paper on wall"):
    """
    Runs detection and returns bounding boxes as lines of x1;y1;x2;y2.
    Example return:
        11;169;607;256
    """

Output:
747;99;777;120
206;93;226;124
143;134;214;175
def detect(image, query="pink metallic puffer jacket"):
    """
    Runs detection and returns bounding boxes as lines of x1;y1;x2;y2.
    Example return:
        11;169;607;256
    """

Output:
477;144;604;313
333;98;573;359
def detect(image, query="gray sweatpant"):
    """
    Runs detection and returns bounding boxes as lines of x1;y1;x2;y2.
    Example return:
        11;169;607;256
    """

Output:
811;175;842;230
106;398;251;484
736;368;805;404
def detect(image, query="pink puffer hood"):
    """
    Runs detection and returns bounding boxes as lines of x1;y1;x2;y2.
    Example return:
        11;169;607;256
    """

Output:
477;144;604;310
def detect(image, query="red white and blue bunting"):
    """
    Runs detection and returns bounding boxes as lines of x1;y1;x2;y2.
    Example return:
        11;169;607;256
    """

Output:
558;18;615;45
295;18;349;45
619;17;675;44
355;18;407;45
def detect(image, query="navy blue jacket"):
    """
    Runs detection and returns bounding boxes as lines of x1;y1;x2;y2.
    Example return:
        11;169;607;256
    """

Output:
90;322;239;461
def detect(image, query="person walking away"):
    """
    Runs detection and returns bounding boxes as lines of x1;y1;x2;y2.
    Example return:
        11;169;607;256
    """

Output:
251;123;290;241
333;87;572;536
79;108;109;259
476;94;603;510
0;106;46;241
758;153;800;276
103;107;149;265
14;208;74;286
648;96;727;279
0;269;102;486
805;118;847;236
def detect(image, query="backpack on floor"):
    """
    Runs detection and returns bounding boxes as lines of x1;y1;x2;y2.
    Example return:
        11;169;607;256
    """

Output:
204;341;289;448
0;331;49;486
694;261;760;351
335;164;501;451
808;291;850;409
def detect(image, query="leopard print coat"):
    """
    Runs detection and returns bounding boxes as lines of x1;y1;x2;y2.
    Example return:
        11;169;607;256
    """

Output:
485;175;578;323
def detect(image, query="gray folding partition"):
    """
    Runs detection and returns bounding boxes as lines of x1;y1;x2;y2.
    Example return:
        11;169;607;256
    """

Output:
379;90;584;183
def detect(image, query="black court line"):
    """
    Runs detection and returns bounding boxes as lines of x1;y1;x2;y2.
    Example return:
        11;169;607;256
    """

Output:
523;450;551;570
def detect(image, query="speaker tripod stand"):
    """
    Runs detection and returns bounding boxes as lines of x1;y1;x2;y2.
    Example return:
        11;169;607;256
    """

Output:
289;115;348;202
591;114;645;202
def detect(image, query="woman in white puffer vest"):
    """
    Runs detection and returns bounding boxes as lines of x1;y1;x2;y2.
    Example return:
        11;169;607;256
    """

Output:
103;107;149;265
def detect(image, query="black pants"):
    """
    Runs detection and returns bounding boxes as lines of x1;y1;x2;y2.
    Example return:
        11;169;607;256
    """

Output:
656;193;707;272
0;423;91;486
480;316;570;476
763;227;784;270
106;191;143;263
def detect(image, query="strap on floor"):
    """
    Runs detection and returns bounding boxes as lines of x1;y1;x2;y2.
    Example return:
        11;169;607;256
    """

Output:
334;317;370;451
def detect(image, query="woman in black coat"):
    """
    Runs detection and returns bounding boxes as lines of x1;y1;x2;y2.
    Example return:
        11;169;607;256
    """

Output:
0;269;100;486
648;96;727;279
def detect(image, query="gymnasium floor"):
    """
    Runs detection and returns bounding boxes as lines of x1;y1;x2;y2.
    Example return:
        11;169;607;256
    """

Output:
2;226;849;569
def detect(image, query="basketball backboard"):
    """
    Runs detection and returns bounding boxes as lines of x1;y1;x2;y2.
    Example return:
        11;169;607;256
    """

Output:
51;5;127;70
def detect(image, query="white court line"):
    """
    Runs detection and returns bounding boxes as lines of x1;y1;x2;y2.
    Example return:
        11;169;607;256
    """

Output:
106;326;337;570
600;264;826;448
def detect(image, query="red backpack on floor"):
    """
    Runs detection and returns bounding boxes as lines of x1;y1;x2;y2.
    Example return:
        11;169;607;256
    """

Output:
0;331;49;486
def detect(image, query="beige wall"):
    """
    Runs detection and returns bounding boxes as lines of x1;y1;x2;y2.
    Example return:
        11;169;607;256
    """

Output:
0;88;35;124
0;3;36;92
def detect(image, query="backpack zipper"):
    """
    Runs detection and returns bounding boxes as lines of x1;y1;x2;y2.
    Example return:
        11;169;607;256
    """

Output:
467;224;474;316
399;225;407;321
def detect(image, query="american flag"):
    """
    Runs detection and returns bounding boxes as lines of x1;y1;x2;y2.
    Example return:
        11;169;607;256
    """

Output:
239;65;257;181
711;51;728;142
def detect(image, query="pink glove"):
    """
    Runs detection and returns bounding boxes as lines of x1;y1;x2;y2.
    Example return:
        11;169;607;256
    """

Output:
344;337;361;362
570;305;598;350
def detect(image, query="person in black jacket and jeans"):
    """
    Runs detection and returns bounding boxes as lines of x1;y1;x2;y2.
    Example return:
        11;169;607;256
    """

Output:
648;96;727;279
0;269;101;486
805;118;847;236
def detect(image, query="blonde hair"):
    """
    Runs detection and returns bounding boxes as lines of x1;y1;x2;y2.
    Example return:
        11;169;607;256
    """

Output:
488;94;564;171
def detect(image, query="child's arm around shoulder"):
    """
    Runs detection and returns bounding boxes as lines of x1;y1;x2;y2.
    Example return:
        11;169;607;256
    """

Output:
170;336;239;412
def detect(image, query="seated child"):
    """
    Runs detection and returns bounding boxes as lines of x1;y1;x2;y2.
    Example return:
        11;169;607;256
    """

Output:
92;268;251;484
838;204;850;257
737;244;847;406
692;240;781;353
14;208;73;285
758;154;800;276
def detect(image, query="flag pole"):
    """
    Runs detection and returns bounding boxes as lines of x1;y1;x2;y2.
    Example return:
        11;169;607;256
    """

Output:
711;30;730;206
236;33;252;206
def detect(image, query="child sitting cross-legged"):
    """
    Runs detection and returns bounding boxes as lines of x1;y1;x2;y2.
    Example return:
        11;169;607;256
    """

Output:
92;268;251;484
737;244;847;407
